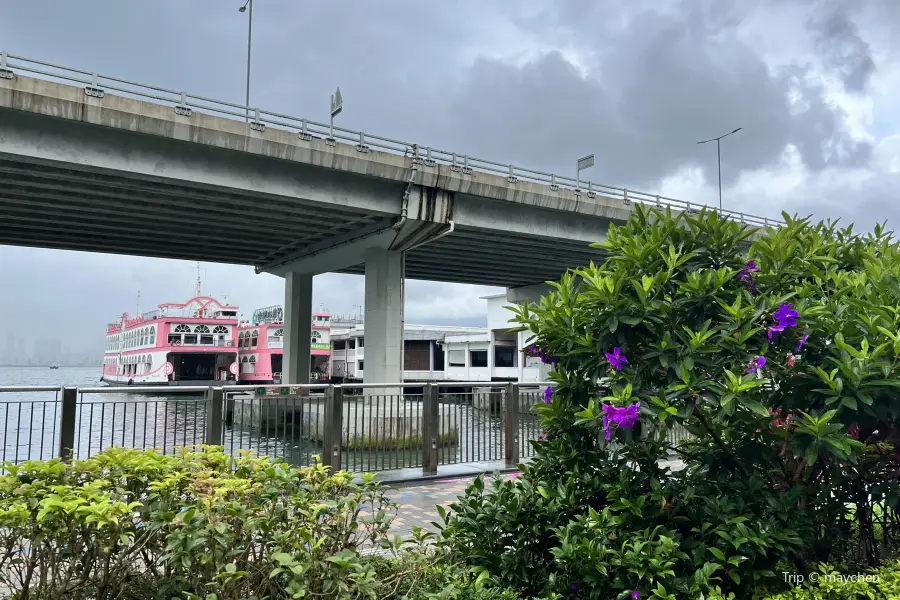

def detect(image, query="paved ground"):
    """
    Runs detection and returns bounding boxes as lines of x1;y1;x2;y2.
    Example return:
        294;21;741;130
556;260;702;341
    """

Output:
382;472;521;540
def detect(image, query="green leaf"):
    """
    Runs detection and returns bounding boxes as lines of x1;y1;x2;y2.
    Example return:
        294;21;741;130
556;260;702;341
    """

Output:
709;547;726;561
743;400;770;417
840;397;858;410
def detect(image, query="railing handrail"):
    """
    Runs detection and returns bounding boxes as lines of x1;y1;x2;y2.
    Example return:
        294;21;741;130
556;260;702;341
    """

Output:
0;381;556;394
76;385;211;393
0;50;785;229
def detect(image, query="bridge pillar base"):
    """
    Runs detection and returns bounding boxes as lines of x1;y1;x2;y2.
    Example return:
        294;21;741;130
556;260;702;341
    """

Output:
363;247;404;392
283;272;313;384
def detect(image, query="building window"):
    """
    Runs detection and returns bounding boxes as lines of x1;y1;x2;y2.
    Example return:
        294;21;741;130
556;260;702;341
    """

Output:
358;361;364;371
448;349;466;367
251;330;258;347
348;339;355;349
272;328;284;337
470;350;488;368
333;340;346;350
358;337;364;347
494;346;517;368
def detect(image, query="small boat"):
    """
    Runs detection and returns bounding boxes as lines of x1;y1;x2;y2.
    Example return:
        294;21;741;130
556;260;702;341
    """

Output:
49;363;59;369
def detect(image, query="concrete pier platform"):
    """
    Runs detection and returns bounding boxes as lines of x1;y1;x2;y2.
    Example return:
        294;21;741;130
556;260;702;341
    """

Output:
230;393;459;449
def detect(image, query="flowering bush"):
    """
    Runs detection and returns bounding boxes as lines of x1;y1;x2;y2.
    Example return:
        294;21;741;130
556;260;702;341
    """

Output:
440;207;900;598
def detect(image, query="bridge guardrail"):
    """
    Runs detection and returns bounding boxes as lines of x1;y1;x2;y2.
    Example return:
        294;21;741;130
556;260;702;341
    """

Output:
0;50;784;230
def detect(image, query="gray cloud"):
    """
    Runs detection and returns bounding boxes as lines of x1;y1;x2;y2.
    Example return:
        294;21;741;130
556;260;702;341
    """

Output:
809;7;876;93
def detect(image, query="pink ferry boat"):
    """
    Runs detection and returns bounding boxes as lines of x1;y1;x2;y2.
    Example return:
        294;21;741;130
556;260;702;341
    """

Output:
235;306;332;384
102;295;240;386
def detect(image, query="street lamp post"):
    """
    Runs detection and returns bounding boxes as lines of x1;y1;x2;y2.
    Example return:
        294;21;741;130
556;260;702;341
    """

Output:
697;127;742;211
238;0;253;122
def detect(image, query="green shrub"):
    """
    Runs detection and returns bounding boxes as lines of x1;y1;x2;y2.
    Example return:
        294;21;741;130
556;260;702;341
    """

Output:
440;208;900;598
0;446;404;599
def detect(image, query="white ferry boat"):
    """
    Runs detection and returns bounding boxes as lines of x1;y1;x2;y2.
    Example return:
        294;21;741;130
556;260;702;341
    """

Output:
102;294;239;387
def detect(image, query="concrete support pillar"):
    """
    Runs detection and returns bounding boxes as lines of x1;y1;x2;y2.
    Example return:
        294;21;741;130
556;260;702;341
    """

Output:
283;272;313;384
362;248;404;385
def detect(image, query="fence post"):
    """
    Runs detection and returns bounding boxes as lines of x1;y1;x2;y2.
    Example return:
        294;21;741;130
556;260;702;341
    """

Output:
322;385;343;471
422;383;439;475
204;387;224;446
58;387;77;462
504;382;520;468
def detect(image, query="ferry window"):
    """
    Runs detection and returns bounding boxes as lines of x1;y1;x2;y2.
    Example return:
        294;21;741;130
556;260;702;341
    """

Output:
470;350;488;368
200;335;214;345
273;328;284;337
251;331;258;347
168;334;181;345
183;334;198;345
213;326;228;334
150;330;156;345
195;325;210;334
448;349;466;367
174;324;191;333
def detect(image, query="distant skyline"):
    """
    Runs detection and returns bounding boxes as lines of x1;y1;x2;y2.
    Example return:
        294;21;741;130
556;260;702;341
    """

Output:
0;0;897;360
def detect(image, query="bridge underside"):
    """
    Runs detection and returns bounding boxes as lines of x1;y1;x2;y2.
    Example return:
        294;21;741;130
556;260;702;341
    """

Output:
0;155;603;288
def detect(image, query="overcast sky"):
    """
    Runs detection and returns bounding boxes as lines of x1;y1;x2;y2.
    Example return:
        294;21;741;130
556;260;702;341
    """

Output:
0;0;897;355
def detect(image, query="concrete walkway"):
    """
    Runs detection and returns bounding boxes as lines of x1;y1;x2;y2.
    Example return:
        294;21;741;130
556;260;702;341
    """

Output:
384;471;521;540
372;458;685;542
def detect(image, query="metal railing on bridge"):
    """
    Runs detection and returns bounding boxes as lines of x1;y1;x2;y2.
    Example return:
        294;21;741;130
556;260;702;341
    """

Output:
0;50;785;230
0;383;691;474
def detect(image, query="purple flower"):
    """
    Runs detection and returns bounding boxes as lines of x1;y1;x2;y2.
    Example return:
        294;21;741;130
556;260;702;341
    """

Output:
571;584;579;591
767;324;785;342
632;592;641;600
795;334;809;352
605;347;628;371
774;303;799;328
737;261;761;296
768;304;800;341
602;402;640;441
747;355;767;374
544;386;553;404
539;431;547;441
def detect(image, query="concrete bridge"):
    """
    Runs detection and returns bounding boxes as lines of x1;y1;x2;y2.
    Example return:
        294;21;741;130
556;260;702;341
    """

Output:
0;52;780;387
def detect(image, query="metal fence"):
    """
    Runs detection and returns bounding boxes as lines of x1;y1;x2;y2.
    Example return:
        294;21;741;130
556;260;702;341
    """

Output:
0;50;785;230
0;383;693;474
0;387;61;464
